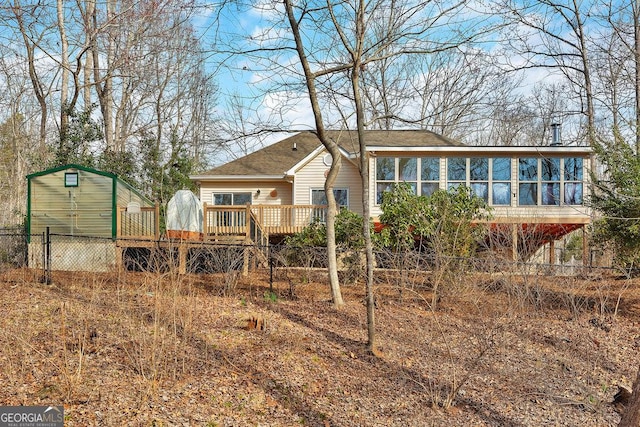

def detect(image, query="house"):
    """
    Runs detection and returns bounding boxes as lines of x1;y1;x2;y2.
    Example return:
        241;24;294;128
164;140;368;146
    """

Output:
191;130;593;261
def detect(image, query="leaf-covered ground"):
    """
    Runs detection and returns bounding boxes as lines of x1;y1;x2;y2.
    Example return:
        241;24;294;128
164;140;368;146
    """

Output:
0;267;639;426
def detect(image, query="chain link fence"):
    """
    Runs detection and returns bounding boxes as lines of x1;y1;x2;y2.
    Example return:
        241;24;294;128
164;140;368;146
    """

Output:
6;229;625;292
0;226;28;272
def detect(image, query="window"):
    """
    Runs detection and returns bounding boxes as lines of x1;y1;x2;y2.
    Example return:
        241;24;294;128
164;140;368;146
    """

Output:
564;157;583;205
376;157;441;203
447;157;489;202
65;172;79;187
516;157;584;206
311;188;349;209
212;192;252;205
447;157;466;191
421;157;440;196
399;158;417;194
518;158;538;205
492;158;511;205
470;157;489;202
376;157;396;204
541;158;560;205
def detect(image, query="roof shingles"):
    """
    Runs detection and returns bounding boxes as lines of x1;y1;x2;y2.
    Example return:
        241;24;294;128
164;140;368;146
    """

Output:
201;130;465;177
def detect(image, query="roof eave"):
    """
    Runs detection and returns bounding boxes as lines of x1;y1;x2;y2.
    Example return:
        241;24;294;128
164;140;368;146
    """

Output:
190;174;287;181
365;145;593;153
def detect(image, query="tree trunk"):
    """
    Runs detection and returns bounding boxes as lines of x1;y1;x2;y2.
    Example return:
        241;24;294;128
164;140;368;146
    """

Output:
57;0;69;139
350;0;376;353
619;366;640;426
284;0;344;307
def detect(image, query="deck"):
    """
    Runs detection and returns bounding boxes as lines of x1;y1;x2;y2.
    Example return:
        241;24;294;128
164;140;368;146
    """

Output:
116;203;327;243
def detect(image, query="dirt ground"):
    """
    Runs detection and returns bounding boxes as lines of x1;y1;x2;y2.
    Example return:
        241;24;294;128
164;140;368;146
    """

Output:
0;266;639;426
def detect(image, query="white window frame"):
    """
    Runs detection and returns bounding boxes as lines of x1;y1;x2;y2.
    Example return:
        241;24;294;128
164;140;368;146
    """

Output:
212;192;252;205
310;187;349;209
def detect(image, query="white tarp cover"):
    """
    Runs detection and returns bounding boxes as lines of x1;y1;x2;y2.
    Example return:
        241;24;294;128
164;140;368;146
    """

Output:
166;190;203;233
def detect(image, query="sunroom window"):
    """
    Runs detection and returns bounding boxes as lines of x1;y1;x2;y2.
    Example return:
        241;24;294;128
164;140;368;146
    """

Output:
447;157;489;202
518;158;538;205
421;157;440;196
517;157;584;206
564;157;583;205
376;157;396;204
492;158;511;205
541;158;560;206
376;157;440;203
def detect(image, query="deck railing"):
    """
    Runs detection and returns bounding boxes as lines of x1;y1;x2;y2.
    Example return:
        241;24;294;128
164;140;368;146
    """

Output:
116;204;160;240
203;204;327;238
115;203;325;242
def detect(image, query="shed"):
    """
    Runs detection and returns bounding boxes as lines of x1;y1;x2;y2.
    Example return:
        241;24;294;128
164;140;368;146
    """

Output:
27;164;153;240
26;164;155;272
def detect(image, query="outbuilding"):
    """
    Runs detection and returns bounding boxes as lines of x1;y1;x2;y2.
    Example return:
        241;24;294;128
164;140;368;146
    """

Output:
26;164;156;271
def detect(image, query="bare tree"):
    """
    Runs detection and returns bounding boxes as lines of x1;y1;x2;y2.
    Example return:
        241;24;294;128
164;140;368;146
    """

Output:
217;0;492;351
284;0;345;307
498;0;597;146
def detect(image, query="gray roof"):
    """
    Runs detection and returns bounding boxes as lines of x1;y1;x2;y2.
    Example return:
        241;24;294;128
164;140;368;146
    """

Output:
200;130;466;177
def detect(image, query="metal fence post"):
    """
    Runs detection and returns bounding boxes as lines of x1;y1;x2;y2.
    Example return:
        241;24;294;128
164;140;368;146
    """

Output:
45;227;51;285
269;246;274;294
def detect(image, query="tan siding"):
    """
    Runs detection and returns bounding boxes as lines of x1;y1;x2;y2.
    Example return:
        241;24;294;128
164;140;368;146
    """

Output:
294;151;363;215
199;181;293;206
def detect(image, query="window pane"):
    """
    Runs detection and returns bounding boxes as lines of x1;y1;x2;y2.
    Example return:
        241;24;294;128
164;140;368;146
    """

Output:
233;193;251;205
334;189;349;207
447;182;461;191
541;158;560;181
493;158;511;180
448;158;466;181
421;158;439;180
311;189;326;205
214;194;232;205
470;158;488;181
376;183;394;204
565;158;583;180
541;183;560;205
565;183;583;205
376;157;395;180
421;183;439;197
312;189;348;208
492;183;511;205
471;182;488;201
399;158;417;181
519;158;537;181
519;183;537;205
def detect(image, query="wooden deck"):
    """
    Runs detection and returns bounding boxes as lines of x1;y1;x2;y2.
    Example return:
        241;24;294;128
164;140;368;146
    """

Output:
116;203;327;243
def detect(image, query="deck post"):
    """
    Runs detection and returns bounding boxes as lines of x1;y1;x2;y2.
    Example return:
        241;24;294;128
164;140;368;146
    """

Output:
242;203;251;276
582;226;589;268
511;224;518;262
116;206;122;238
154;202;160;240
203;202;208;240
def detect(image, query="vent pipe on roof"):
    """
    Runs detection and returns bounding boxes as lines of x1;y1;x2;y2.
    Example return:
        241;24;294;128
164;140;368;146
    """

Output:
292;142;297;151
550;123;561;146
